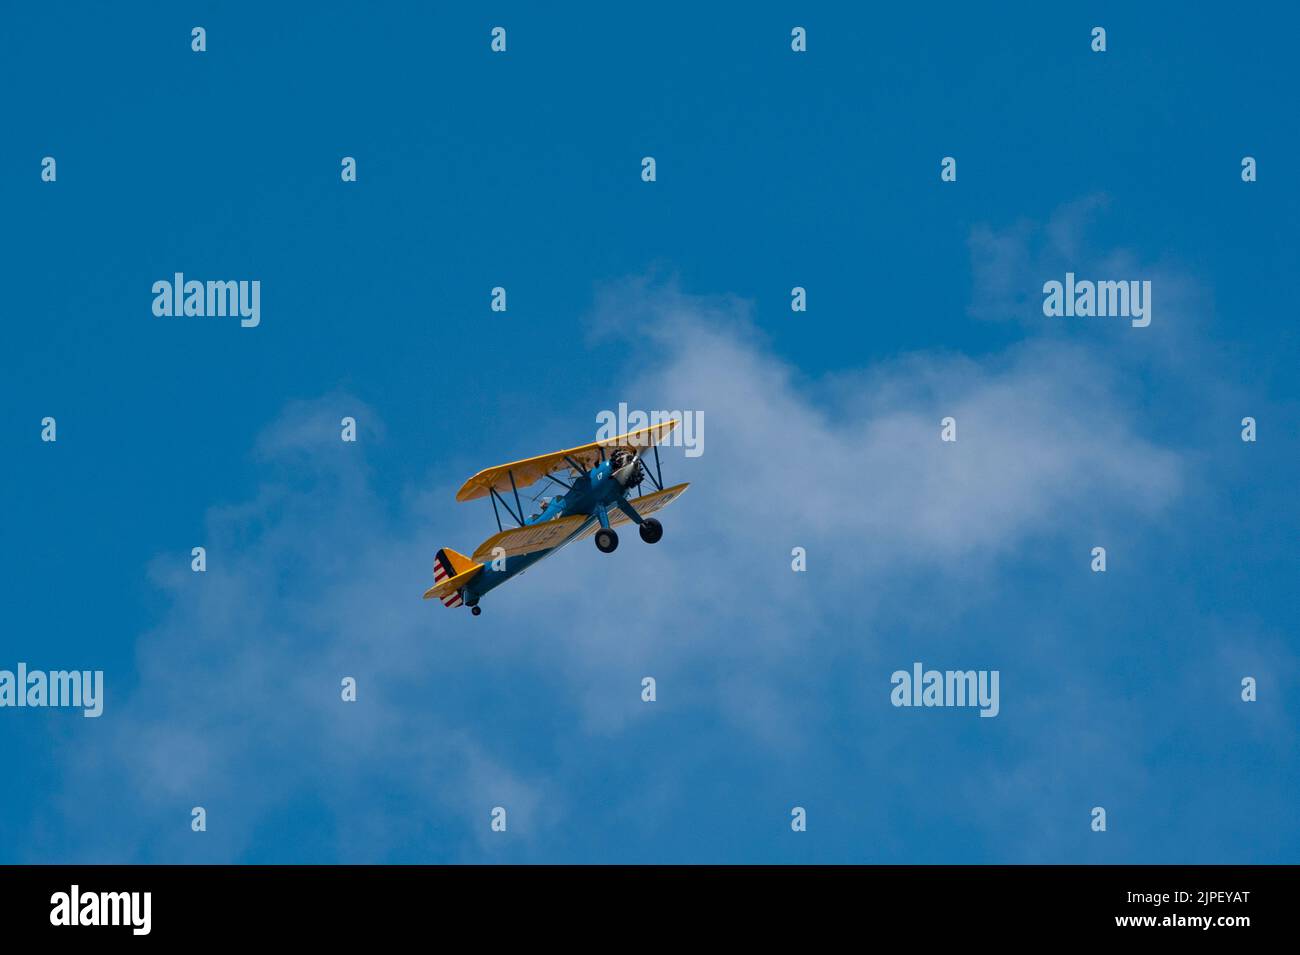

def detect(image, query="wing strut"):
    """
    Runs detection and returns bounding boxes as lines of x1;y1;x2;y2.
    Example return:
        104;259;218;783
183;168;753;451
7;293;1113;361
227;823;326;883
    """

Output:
647;445;664;492
490;486;525;527
508;471;525;522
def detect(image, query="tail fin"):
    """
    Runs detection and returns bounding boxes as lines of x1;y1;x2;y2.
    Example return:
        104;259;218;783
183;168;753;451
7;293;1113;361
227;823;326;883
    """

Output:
424;547;483;607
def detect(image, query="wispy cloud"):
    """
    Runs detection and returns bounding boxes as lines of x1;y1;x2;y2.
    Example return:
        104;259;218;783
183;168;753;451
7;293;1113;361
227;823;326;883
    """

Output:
967;194;1213;349
33;269;1195;862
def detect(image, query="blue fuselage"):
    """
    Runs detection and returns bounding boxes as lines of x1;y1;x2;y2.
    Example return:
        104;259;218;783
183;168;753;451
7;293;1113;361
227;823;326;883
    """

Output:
463;459;630;603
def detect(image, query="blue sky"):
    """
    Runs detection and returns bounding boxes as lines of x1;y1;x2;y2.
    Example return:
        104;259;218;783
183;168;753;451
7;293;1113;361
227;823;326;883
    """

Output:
2;3;1297;863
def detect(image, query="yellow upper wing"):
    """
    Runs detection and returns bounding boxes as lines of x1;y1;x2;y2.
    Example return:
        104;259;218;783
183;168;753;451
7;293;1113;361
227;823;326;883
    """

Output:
456;420;679;502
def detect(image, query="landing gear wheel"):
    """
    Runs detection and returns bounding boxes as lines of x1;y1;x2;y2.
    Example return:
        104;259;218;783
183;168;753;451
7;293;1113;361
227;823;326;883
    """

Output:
595;528;619;553
638;518;663;544
470;605;481;616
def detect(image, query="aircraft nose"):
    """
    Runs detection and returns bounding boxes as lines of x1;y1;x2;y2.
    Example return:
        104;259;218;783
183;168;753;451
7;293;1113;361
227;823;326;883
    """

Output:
613;453;643;486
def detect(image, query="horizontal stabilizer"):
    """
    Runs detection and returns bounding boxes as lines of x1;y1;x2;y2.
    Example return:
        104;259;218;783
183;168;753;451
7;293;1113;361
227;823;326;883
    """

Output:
422;565;482;602
424;547;483;607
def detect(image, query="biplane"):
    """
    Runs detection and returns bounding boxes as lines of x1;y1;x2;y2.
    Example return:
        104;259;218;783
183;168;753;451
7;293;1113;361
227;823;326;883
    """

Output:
423;420;690;615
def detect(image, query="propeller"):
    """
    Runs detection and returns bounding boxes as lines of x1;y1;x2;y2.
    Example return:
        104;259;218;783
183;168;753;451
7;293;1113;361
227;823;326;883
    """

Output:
611;446;646;487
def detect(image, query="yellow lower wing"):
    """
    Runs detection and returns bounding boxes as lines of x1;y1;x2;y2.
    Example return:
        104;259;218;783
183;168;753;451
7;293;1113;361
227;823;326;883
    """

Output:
471;514;593;563
576;483;690;540
469;483;690;563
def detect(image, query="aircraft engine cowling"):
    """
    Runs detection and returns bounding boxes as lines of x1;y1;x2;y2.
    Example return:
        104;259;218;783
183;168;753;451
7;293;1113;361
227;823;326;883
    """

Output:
610;448;645;487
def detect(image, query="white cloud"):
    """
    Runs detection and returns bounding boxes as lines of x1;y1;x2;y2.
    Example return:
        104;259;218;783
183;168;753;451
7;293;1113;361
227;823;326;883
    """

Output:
37;275;1188;862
